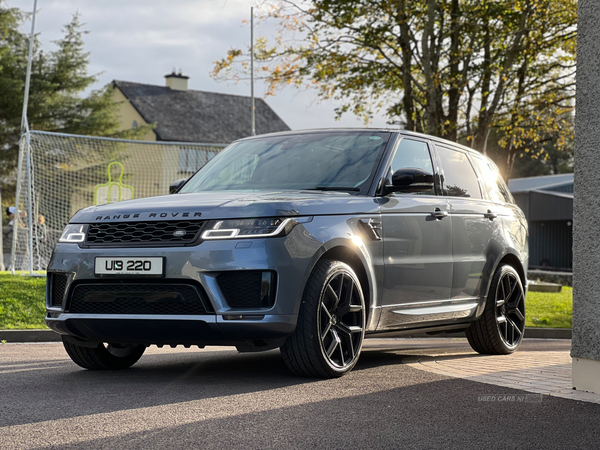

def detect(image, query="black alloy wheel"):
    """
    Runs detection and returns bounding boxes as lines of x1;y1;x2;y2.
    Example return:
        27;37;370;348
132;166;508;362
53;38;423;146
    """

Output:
318;270;365;370
495;269;526;349
466;264;526;355
281;260;366;378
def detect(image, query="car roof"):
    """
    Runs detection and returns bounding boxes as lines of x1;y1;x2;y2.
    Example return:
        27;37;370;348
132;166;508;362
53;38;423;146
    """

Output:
238;128;484;159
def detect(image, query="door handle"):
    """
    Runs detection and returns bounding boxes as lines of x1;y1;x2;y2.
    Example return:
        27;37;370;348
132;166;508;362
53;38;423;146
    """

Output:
432;208;448;220
484;210;497;220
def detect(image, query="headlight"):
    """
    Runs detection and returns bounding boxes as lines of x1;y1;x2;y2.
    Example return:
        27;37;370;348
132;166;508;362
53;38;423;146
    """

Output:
202;217;312;240
58;224;87;243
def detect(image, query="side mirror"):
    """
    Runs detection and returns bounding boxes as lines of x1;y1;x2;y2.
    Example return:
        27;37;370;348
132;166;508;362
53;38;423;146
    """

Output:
169;178;187;194
386;168;434;193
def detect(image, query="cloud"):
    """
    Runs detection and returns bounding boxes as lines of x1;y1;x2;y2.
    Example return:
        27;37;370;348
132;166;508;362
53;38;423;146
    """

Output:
7;0;391;130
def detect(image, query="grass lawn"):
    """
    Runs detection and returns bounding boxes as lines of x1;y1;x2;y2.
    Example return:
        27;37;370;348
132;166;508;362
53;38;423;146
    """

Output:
0;272;47;329
525;286;573;329
0;271;574;330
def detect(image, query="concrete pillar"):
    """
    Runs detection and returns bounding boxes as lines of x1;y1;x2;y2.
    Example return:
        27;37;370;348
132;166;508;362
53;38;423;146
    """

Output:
572;0;600;394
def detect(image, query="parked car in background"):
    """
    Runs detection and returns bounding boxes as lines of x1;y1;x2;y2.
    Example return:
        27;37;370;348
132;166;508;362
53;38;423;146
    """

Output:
46;129;528;378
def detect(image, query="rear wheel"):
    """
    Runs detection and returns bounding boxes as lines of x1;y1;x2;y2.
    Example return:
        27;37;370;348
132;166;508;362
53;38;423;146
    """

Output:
62;338;145;370
281;259;366;378
466;264;526;354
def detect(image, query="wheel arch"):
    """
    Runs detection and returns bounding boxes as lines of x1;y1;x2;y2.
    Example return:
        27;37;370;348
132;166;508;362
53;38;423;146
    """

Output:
310;244;378;330
476;250;527;318
497;252;526;288
319;246;370;306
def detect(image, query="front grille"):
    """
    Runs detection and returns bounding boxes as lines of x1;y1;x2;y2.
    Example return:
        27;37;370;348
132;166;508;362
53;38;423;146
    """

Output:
85;220;204;246
218;271;276;308
67;283;213;315
50;273;68;307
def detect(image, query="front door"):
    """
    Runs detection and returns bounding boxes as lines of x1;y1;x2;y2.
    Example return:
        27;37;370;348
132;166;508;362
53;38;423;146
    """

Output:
378;138;454;330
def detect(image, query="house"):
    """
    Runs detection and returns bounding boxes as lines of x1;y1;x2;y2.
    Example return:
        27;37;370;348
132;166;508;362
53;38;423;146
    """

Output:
70;72;294;208
111;72;290;143
508;174;573;271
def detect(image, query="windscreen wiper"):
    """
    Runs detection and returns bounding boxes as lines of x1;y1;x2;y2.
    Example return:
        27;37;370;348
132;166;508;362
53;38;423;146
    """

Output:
304;186;360;192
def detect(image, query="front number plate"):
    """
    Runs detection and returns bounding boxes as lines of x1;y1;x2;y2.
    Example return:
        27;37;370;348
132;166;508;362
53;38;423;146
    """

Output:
95;257;164;276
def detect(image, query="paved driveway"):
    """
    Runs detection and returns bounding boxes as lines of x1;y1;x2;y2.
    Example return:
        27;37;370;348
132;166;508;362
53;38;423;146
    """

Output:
1;338;599;449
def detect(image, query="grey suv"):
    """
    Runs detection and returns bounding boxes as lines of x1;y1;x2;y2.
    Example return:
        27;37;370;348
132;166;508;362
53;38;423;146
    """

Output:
46;129;528;378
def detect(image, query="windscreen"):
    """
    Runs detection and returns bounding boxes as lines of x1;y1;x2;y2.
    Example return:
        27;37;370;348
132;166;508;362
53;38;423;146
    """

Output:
180;131;391;194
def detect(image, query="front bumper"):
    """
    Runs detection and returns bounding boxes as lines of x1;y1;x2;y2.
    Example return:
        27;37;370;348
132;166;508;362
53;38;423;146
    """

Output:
45;225;321;346
46;316;296;346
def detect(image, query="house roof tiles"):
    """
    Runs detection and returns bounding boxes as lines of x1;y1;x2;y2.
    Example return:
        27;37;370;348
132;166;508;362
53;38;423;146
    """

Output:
113;80;290;144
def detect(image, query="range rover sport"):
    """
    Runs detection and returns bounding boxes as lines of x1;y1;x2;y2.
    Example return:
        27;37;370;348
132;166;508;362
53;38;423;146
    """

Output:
46;129;528;378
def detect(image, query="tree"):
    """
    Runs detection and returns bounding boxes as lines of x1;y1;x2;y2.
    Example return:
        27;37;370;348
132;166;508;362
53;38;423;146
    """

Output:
0;4;146;207
213;0;576;179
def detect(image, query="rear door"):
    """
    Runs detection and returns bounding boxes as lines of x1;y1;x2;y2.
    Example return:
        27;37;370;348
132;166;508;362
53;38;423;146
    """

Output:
470;154;528;288
435;145;504;302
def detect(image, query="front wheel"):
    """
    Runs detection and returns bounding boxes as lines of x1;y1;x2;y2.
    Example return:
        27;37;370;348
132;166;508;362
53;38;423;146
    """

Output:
62;338;146;370
281;260;366;378
466;264;526;355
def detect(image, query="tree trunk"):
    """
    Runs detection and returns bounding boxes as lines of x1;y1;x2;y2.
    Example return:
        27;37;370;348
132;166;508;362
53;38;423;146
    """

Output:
505;147;518;181
445;0;461;142
397;0;415;131
421;0;438;136
474;7;531;154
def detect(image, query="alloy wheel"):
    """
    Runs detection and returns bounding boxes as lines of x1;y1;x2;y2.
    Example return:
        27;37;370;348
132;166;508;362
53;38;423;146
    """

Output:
318;272;365;369
495;271;526;349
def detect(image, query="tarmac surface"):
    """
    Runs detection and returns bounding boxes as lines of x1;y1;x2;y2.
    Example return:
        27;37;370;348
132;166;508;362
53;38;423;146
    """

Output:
1;338;599;449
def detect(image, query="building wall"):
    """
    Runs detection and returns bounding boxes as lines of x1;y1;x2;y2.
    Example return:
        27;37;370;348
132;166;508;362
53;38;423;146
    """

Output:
111;88;157;142
528;220;573;270
547;184;574;194
572;0;600;393
511;191;573;270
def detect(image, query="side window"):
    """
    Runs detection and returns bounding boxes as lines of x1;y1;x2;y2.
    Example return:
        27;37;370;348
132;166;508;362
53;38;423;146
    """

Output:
389;139;435;195
496;174;514;204
471;156;513;204
436;146;482;199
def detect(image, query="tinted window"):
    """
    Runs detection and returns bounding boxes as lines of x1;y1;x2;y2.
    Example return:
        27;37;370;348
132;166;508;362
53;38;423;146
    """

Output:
388;139;435;195
181;132;390;194
471;156;512;203
436;146;482;199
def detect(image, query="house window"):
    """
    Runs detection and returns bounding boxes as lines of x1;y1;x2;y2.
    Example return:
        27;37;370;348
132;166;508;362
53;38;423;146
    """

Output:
132;120;138;128
179;148;216;174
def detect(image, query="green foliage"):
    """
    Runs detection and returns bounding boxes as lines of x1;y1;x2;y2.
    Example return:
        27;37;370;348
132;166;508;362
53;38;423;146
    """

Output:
0;3;149;206
484;112;574;178
525;286;572;329
0;272;47;329
214;0;576;179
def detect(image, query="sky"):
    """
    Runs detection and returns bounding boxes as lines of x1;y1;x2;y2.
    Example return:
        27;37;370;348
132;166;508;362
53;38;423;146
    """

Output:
7;0;392;131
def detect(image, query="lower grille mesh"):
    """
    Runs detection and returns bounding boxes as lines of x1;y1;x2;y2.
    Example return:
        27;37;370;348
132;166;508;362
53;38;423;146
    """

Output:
218;271;275;308
50;273;68;307
68;283;213;315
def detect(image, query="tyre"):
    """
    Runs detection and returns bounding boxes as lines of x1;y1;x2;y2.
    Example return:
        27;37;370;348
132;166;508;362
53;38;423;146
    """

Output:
62;337;146;370
281;259;366;378
466;264;526;355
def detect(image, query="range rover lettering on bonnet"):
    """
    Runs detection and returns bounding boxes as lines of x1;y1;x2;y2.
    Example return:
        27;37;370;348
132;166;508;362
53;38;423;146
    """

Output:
94;212;202;220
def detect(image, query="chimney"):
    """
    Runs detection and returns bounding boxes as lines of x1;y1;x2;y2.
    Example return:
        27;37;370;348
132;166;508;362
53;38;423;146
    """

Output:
165;69;189;91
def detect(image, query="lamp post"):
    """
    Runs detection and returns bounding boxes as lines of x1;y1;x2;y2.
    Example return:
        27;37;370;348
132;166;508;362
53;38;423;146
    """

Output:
251;6;255;136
